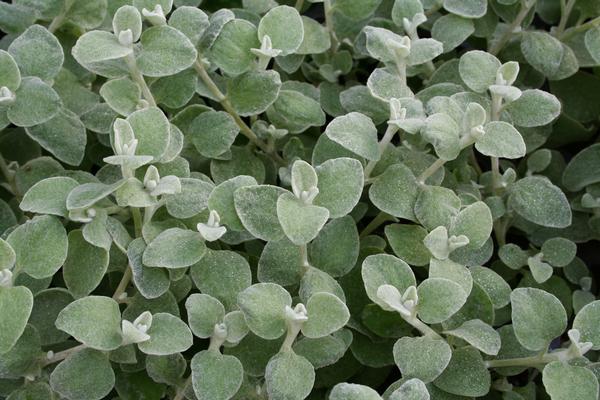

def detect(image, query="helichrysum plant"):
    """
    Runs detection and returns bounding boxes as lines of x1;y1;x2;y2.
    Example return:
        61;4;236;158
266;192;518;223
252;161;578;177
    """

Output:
1;0;600;398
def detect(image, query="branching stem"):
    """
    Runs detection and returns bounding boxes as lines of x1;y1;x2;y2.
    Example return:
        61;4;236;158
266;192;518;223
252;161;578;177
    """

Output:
193;61;285;166
125;54;157;107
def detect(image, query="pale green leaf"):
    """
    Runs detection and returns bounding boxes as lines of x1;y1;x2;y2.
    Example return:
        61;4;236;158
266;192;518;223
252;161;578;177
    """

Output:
393;336;451;383
191;350;244;400
417;278;468;324
237;283;291;340
324;112;379;161
55;296;122;351
508;177;572;228
19;176;79;217
143;228;206;269
50;349;115;400
265;351;315;400
7;215;67;279
511;287;567;351
137;313;193;355
257;6;304;56
0;286;33;354
137;25;197;77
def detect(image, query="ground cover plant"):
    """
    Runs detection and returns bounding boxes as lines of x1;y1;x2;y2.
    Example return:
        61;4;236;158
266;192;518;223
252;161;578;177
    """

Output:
0;0;600;398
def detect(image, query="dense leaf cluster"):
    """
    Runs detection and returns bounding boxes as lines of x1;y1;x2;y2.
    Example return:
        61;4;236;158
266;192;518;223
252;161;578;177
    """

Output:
0;0;600;399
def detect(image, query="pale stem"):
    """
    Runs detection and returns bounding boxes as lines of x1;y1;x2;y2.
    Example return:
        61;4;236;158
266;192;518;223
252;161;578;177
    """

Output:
125;54;157;107
42;344;86;367
173;376;192;400
208;334;226;353
280;321;303;353
404;316;443;340
193;61;286;166
323;0;339;51
485;351;565;368
489;2;533;56
131;207;143;237
359;212;393;238
560;15;600;40
112;265;133;302
48;13;65;33
417;158;446;185
364;125;400;180
299;244;310;269
0;153;19;198
294;0;305;12
556;0;577;36
490;93;503;195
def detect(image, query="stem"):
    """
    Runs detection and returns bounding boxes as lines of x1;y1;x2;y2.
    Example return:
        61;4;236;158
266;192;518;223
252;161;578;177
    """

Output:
42;344;86;367
48;13;65;33
489;2;533;56
364;125;400;180
0;153;19;198
294;0;304;11
556;0;576;37
485;351;566;368
125;54;157;107
193;61;285;166
131;208;143;237
490;93;503;195
417;158;446;185
405;316;443;340
173;376;192;400
112;265;133;302
299;244;310;269
208;335;226;353
323;0;339;51
359;212;392;238
280;322;302;353
560;16;600;40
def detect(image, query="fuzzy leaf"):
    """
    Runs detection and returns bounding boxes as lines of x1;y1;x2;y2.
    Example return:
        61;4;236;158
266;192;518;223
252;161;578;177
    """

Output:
0;286;33;354
20;176;79;217
511;288;567;351
7;77;61;128
417;278;468;324
185;293;225;339
137;313;193;355
542;361;599;400
329;383;382;400
143;228;206;269
7;215;67;279
227;70;282;117
8;24;63;81
369;163;418;220
444;319;501;355
393;336;452;383
476;121;526;159
362;254;416;311
50;349;115;400
508;177;572;228
505;90;561;128
458;50;500;93
137;25;197;77
302;292;350;338
211;19;259;76
277;192;329;246
573;300;600;350
55;296;122;351
237;283;291;340
265;351;315;400
257;6;303;56
191;350;244;400
325;112;379;161
433;346;490;397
